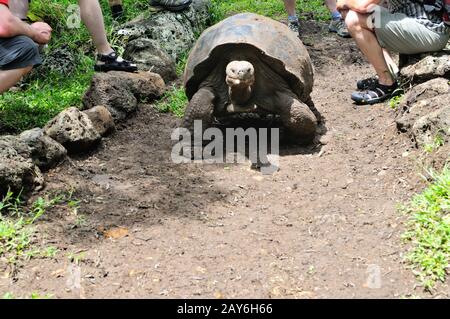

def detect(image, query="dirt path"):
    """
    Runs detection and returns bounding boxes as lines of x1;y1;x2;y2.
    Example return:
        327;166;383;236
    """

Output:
0;22;437;298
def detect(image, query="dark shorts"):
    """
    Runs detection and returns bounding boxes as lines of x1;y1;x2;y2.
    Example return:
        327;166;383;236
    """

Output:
0;35;42;71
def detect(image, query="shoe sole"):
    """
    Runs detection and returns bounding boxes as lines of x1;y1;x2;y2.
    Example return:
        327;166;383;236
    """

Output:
351;96;388;105
94;65;138;73
351;90;401;105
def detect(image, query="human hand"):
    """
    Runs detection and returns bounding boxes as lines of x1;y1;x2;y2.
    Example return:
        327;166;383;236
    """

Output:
30;22;52;44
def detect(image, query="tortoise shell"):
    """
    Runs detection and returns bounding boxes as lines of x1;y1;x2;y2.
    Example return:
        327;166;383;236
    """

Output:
184;13;314;101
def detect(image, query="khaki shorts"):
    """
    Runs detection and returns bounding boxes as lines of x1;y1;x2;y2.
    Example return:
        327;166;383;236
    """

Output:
373;8;450;54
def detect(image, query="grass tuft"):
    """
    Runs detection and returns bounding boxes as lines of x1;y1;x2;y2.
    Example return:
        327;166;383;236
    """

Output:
210;0;329;23
0;190;69;264
156;86;188;118
400;165;450;291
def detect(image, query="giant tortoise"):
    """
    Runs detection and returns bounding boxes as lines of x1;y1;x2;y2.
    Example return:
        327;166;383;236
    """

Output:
182;12;318;142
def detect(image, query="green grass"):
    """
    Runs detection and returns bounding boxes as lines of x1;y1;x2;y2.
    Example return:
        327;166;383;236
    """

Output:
156;86;188;118
3;292;53;299
210;0;329;23
156;53;190;118
176;51;190;78
424;133;445;154
401;165;450;291
0;55;94;132
389;94;403;110
0;190;67;264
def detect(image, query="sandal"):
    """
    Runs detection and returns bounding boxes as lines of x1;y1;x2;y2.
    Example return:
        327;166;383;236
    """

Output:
357;71;400;90
356;76;379;90
94;51;138;73
351;81;399;105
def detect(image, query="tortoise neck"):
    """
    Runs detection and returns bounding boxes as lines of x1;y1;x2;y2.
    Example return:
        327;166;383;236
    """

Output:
229;83;253;105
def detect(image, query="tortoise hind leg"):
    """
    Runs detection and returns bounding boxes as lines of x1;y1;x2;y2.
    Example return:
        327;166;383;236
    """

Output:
277;94;317;143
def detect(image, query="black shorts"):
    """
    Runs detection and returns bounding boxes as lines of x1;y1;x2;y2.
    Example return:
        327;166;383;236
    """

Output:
0;35;42;70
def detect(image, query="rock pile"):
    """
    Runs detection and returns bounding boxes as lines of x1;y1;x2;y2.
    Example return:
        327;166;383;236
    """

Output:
120;0;211;82
1;71;166;196
397;51;450;148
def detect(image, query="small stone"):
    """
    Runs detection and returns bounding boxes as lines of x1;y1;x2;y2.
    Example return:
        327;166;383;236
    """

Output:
0;136;44;195
378;170;387;176
400;51;450;85
44;107;101;153
83;105;115;136
396;78;449;132
123;38;177;82
19;128;67;170
412;103;450;147
83;71;166;120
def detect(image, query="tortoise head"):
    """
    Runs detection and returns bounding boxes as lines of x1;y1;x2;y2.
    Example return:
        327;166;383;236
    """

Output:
226;61;255;87
225;61;255;106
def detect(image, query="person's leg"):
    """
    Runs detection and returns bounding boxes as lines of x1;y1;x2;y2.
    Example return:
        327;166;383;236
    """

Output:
0;36;42;93
326;0;350;37
382;49;399;77
345;10;394;86
8;0;29;20
0;66;32;93
283;0;300;33
344;10;401;104
78;0;113;55
78;0;137;72
325;0;340;19
283;0;296;17
356;48;399;90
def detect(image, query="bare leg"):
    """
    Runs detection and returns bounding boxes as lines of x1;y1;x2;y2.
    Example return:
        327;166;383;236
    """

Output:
8;0;28;20
383;49;399;77
345;10;395;86
283;0;296;17
325;0;338;13
0;67;33;93
78;0;113;55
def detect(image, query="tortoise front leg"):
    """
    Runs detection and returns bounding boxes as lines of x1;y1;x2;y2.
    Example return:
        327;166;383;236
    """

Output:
182;88;216;158
182;87;215;134
276;94;317;143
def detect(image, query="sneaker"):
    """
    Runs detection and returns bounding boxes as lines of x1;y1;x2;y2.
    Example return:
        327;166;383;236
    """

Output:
288;20;300;35
150;0;192;11
328;18;350;38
